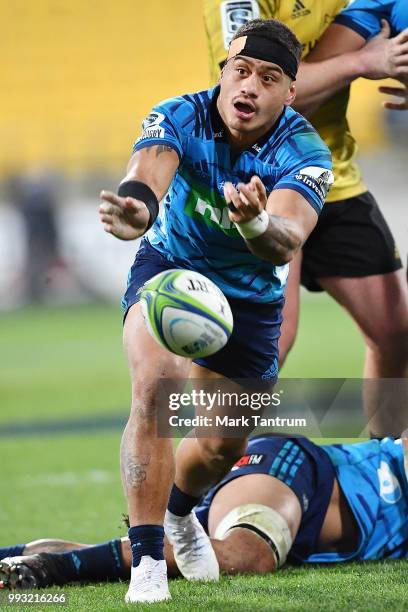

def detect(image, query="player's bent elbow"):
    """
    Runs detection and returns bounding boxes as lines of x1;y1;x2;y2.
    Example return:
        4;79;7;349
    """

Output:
268;234;303;266
267;246;298;266
272;250;295;266
249;244;297;266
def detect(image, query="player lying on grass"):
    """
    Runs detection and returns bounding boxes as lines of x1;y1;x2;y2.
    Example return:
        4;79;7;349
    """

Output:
2;433;408;589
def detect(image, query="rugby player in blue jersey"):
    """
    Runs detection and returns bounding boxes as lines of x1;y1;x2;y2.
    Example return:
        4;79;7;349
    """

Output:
98;18;333;603
2;434;408;589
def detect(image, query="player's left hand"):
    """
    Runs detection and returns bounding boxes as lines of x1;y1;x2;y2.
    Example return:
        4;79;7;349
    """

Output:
224;176;267;224
379;78;408;110
360;22;408;80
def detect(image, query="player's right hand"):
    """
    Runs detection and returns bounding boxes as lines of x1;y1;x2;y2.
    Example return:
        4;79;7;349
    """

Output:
99;190;150;240
224;176;267;225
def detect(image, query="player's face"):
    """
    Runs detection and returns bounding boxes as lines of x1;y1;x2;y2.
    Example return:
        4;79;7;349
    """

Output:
218;56;296;147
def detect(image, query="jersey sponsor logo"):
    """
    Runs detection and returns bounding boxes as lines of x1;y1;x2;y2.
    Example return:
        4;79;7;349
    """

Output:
377;461;402;504
137;112;166;140
294;167;334;200
220;0;260;49
139;126;165;139
194;198;233;230
299;166;334;185
142;111;165;130
231;453;265;470
292;0;311;18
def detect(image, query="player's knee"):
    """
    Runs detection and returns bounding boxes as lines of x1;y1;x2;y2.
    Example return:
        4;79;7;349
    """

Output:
198;437;246;466
217;528;277;574
368;321;408;361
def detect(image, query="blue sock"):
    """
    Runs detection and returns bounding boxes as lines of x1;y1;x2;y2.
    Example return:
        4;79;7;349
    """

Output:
128;525;164;567
167;483;200;517
0;544;25;558
51;539;125;582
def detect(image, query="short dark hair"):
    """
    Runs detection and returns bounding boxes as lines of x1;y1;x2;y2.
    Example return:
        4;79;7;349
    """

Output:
231;18;302;64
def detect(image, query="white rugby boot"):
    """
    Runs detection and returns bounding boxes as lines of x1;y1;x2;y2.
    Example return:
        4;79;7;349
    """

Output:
124;555;171;604
164;510;219;581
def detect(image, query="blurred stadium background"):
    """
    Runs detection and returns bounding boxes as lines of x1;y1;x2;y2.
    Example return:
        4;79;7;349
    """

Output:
1;3;407;608
1;0;407;429
0;0;406;311
0;0;406;440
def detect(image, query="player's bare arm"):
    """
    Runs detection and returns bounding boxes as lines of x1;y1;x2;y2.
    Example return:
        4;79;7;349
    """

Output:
224;175;318;265
294;23;408;115
99;145;179;240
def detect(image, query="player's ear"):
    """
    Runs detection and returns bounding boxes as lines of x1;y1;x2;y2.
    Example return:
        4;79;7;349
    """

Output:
283;81;296;107
219;59;228;83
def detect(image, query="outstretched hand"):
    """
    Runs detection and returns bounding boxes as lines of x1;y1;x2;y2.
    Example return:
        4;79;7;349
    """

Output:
99;190;150;240
224;176;267;225
360;21;408;80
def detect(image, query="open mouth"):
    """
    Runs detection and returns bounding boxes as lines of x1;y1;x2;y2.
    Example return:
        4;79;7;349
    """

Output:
233;101;255;119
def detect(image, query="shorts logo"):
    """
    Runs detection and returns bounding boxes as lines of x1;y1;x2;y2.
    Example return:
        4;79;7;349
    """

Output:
261;357;279;381
377;461;402;504
220;0;261;49
231;454;265;470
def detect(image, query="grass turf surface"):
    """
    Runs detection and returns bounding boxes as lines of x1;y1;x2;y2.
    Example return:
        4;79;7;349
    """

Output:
2;296;404;610
2;432;406;612
3;565;407;612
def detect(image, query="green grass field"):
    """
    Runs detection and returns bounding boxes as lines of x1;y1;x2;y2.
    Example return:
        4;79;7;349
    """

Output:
2;295;404;611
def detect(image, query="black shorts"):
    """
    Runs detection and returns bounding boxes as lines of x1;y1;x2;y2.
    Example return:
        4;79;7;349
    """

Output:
301;191;402;292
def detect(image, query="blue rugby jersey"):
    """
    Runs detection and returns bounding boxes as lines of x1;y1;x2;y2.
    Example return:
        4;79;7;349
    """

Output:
304;438;408;562
335;0;408;39
132;87;332;303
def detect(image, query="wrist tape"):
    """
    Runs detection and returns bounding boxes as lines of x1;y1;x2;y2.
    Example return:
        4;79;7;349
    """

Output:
235;209;269;240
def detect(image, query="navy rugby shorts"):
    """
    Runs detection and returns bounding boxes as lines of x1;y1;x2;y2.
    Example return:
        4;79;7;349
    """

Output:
194;434;335;563
122;239;283;382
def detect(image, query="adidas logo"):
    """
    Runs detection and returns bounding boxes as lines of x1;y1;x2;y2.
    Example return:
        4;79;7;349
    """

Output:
292;0;311;18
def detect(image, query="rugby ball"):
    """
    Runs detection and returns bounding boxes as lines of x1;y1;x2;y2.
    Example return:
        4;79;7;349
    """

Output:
140;269;233;358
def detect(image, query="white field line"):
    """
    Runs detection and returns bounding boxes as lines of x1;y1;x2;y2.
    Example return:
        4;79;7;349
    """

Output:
19;470;114;487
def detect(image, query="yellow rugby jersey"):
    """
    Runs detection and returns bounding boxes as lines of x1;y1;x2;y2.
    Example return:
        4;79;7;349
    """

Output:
203;0;367;202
